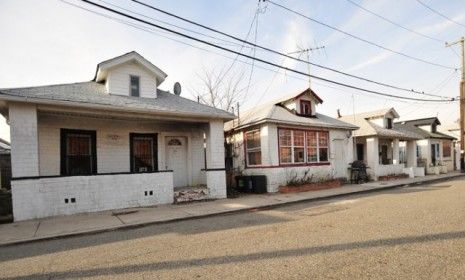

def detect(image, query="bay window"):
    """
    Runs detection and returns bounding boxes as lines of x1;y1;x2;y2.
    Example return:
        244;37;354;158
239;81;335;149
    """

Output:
245;130;262;166
279;129;329;165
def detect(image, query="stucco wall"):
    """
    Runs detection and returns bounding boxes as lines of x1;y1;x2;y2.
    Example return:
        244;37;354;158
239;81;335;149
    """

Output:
12;172;173;221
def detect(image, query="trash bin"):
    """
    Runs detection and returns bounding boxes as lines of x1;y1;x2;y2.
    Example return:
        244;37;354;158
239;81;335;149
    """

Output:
235;175;267;193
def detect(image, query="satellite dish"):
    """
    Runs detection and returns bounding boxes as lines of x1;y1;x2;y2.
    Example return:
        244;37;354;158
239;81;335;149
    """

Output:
173;82;182;96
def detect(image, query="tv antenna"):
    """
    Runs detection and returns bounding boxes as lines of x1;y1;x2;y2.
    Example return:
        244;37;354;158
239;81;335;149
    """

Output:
287;45;326;89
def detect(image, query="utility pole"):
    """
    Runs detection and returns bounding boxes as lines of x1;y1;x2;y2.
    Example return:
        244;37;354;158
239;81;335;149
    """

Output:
446;37;465;172
287;45;325;89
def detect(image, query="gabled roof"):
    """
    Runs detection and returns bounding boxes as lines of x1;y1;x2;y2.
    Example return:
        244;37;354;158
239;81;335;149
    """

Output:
338;108;419;140
0;81;235;120
349;107;400;120
395;117;440;127
94;51;168;85
394;117;455;140
276;88;324;104
224;92;357;132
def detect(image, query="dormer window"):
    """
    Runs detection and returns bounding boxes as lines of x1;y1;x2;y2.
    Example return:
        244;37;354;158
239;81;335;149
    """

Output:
386;118;393;129
432;124;437;133
300;100;312;116
130;75;140;97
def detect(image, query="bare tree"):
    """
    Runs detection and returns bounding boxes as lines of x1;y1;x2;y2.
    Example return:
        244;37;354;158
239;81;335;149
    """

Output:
192;66;246;112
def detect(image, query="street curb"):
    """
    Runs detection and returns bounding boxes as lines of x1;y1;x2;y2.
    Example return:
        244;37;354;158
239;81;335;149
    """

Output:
1;174;464;247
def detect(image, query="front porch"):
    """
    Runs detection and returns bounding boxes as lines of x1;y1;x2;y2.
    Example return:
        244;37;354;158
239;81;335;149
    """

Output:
9;103;227;221
355;136;421;180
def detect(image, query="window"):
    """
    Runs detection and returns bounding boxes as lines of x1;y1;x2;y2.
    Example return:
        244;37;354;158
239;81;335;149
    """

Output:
245;130;262;166
443;140;451;157
279;130;292;164
130;133;157;172
300;100;312;116
61;129;97;175
386;118;393;129
279;129;330;165
318;132;329;161
306;131;318;162
130;75;140;97
293;131;305;163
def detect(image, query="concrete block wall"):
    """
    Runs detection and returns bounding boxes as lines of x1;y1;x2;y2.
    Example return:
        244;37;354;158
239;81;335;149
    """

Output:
9;103;39;178
11;172;173;221
205;121;227;197
205;170;227;199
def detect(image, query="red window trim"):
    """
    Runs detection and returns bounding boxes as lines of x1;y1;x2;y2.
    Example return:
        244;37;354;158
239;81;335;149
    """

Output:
277;127;330;167
300;100;312;116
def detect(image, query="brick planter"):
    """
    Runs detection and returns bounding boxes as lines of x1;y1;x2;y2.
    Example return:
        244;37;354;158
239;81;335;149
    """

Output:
279;179;342;193
378;174;409;181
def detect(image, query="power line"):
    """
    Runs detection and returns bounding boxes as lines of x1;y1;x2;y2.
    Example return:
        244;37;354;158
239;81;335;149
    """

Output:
97;0;252;49
416;0;465;29
78;0;455;102
264;0;457;70
345;0;445;43
129;0;452;99
62;0;453;106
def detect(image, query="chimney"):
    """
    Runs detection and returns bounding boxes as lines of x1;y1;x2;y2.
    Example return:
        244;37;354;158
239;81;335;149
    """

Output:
337;109;342;118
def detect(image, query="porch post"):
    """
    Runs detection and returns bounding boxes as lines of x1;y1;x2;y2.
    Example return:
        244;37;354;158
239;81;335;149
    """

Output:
9;103;39;178
366;137;379;180
205;120;227;199
392;139;400;164
406;140;417;167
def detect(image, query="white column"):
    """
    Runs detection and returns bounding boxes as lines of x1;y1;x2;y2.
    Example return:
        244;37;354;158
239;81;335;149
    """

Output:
205;120;227;199
9;103;39;178
406;140;417;167
392;139;400;164
366;137;379;179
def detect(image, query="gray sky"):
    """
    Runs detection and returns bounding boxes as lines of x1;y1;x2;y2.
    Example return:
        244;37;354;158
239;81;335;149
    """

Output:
1;0;464;141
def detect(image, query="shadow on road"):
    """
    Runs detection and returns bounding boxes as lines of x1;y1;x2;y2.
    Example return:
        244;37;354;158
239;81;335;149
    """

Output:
4;230;465;280
0;210;291;262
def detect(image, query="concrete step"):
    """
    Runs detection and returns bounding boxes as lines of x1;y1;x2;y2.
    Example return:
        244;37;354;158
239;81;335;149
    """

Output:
174;187;209;204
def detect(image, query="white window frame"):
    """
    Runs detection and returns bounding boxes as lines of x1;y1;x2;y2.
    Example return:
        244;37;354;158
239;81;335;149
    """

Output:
245;129;262;166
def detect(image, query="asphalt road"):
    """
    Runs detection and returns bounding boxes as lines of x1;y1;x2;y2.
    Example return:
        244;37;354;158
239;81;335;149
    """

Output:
1;178;465;279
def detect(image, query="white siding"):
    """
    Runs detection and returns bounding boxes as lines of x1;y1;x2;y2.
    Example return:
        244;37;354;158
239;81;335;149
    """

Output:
105;62;158;98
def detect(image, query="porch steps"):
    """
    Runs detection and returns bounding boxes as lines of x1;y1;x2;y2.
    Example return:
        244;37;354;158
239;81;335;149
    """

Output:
174;186;209;204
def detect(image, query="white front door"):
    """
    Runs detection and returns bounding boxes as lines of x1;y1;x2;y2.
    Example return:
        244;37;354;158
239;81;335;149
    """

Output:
333;139;346;178
165;136;188;187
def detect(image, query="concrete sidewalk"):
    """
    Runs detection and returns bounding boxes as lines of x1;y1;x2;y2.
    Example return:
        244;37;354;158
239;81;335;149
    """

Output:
0;172;463;246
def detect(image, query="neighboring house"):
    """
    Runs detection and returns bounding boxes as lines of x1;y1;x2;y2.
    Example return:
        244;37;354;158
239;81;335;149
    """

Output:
0;51;234;221
0;138;11;190
225;88;358;192
338;108;422;180
438;122;461;170
395;117;457;173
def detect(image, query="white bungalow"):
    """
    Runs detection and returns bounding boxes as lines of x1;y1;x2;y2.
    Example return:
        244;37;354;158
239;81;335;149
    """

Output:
0;51;234;221
225;88;358;192
338;108;422;180
394;117;457;174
